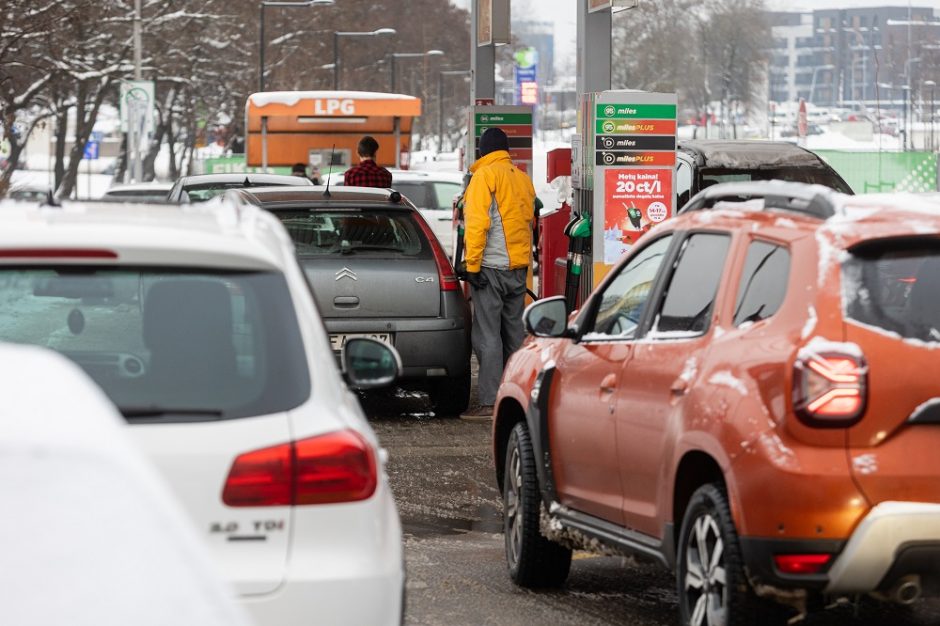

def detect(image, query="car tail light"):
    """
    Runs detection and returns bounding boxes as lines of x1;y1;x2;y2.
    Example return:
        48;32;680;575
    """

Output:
223;430;377;507
413;212;458;292
0;248;118;258
774;553;832;575
793;344;867;428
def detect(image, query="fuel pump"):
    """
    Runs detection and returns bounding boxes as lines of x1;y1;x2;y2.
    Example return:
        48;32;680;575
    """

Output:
563;211;591;312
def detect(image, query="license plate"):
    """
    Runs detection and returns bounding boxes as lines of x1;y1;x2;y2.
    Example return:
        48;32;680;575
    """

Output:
330;333;392;352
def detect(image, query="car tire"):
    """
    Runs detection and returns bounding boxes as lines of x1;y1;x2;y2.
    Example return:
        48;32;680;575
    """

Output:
677;483;785;626
428;372;471;417
504;422;571;588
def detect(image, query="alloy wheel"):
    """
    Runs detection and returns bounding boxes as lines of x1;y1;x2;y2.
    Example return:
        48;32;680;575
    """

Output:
505;446;523;565
684;513;727;626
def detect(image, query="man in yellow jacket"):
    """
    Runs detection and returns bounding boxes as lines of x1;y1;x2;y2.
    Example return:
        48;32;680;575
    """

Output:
460;127;535;419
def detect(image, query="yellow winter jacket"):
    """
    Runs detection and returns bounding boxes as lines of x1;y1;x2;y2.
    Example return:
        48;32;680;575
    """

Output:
463;150;535;272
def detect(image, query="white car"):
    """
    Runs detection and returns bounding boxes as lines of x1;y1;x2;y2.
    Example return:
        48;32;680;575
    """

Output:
101;181;174;202
324;169;464;255
0;199;405;625
0;344;251;626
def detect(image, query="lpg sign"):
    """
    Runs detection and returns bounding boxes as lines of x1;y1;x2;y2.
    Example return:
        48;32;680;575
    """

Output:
313;99;355;115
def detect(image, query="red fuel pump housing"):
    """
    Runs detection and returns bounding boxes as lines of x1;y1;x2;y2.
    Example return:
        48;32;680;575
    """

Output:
539;148;572;300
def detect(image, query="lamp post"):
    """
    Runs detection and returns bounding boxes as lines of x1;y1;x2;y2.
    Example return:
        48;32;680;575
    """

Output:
903;57;922;151
438;69;470;152
388;50;445;93
926;79;937;152
809;64;834;106
333;28;396;90
259;0;334;93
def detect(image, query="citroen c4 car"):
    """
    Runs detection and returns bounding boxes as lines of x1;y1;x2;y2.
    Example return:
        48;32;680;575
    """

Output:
229;185;472;416
0;198;405;625
494;182;940;624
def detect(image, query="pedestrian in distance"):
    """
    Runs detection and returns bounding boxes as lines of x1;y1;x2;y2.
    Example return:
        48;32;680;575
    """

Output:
290;163;308;178
343;135;393;188
460;127;536;420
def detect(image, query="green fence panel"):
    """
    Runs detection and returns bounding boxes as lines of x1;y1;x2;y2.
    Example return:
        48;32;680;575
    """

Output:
815;150;938;194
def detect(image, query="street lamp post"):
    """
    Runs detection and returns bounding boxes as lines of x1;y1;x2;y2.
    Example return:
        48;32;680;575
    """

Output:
926;80;937;152
259;0;334;93
388;50;445;93
333;28;396;90
438;69;469;152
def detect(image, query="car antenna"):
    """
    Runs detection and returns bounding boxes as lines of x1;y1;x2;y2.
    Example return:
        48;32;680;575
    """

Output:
42;189;61;208
244;176;252;187
323;144;336;198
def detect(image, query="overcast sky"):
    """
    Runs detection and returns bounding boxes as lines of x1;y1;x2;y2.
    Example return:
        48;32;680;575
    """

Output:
451;0;940;66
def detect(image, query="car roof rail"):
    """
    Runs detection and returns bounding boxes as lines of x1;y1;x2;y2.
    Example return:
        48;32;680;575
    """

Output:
679;181;838;220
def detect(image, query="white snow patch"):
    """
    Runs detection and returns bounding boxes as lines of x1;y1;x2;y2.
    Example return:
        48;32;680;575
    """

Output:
758;432;798;470
708;371;747;396
801;306;817;340
802;336;864;359
248;91;418;108
680;357;699;384
774;217;798;229
852;454;879;476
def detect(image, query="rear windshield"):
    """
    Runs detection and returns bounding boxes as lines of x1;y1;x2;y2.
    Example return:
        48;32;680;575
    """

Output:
701;167;853;194
0;268;311;420
394;181;462;211
842;244;940;343
275;208;432;258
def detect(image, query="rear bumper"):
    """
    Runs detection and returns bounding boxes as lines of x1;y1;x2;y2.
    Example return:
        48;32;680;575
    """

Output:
741;502;940;596
325;318;470;379
824;501;940;594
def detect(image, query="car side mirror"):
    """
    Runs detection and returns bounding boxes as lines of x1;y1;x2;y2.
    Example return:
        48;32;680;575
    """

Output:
524;296;570;338
342;338;402;389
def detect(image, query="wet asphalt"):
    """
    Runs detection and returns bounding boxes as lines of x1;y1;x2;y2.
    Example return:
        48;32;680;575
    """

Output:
362;387;940;626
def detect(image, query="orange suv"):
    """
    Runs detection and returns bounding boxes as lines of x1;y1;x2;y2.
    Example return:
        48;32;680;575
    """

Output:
493;181;940;624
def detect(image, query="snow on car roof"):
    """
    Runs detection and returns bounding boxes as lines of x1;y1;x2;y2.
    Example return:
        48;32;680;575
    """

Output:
679;140;826;169
0;344;251;626
248;90;418;108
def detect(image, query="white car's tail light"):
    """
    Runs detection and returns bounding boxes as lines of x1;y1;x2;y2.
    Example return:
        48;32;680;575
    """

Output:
223;430;376;507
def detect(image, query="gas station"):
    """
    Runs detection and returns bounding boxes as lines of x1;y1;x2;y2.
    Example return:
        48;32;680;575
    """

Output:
467;0;679;310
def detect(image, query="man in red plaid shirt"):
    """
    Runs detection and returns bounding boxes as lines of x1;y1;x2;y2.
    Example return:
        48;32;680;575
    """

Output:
343;136;393;188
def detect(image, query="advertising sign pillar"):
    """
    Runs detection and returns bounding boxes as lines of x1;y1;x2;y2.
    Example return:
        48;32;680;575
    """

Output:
592;91;677;282
470;106;533;175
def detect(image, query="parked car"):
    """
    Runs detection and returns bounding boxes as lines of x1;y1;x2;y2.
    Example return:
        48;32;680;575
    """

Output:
102;181;174;202
494;182;940;624
166;173;312;203
7;184;48;202
229;185;472;415
675;140;853;210
0;198;404;626
1;343;251;626
321;169;464;256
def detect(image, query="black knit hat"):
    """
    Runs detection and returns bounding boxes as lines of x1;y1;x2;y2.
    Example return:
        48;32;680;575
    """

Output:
478;127;509;157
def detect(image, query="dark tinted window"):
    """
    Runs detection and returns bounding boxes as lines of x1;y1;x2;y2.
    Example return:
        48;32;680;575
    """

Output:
733;241;790;326
393;182;432;208
0;268;310;420
653;233;731;335
843;244;940;343
701;166;853;194
275;209;431;258
588;235;673;339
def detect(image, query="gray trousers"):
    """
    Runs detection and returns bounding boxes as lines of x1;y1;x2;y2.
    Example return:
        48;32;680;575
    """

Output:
471;267;528;405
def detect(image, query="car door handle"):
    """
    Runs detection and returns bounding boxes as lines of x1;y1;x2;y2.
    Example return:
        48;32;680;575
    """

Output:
599;373;618;394
671;377;689;396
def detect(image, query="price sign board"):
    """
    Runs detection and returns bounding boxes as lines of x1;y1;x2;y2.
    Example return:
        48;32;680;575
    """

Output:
471;106;533;176
593;91;677;264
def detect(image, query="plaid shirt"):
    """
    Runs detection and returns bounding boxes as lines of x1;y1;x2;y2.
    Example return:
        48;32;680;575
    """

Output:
343;159;393;188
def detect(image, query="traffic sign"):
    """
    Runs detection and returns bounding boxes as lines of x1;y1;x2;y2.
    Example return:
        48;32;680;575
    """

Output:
83;140;99;160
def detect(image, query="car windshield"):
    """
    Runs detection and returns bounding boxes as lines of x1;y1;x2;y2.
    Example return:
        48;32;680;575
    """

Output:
842;244;940;344
275;208;431;258
0;267;310;420
701;167;853;194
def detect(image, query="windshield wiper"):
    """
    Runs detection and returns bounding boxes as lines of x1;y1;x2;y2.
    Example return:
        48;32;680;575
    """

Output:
120;406;225;420
337;244;405;255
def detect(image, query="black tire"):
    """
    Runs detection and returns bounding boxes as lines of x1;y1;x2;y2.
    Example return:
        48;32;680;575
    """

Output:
503;422;572;588
677;484;785;626
428;372;471;416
